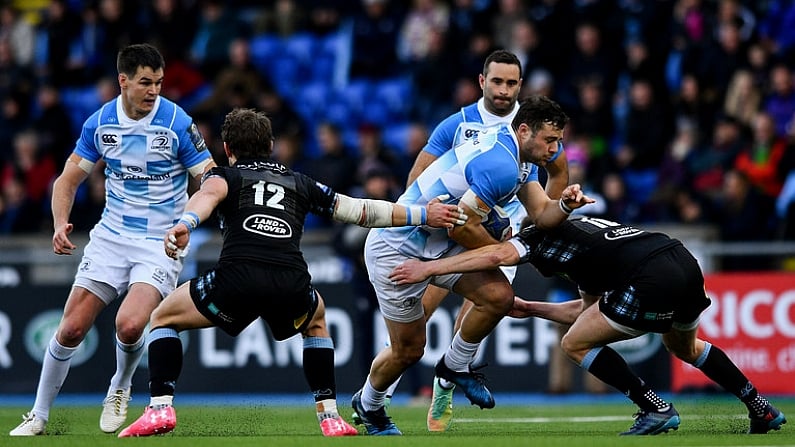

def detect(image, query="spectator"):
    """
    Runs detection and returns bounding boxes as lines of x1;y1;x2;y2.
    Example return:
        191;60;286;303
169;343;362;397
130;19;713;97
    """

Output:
32;84;75;167
762;63;795;137
723;69;762;128
142;0;198;64
38;0;82;87
304;122;358;198
672;73;718;146
686;113;747;201
189;0;248;80
0;3;35;67
192;38;268;126
349;0;403;79
397;0;449;64
734;111;791;199
570;78;614;186
707;169;776;271
354;123;404;187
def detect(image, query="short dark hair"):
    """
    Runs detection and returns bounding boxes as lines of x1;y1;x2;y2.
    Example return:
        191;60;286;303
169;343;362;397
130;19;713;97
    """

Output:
512;95;569;134
483;50;522;77
117;43;165;77
221;108;274;159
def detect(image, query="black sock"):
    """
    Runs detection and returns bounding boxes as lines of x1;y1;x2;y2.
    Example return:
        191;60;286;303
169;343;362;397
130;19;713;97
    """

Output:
303;347;336;402
585;347;669;412
694;343;769;416
148;334;183;397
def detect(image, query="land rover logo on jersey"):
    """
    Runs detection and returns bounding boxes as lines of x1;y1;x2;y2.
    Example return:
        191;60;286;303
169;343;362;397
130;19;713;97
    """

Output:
243;214;292;238
24;310;99;366
150;135;171;152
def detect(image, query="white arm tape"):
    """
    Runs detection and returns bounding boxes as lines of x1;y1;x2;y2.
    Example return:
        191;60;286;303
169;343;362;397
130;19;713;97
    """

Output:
334;194;395;227
77;158;95;174
188;158;213;179
459;189;489;219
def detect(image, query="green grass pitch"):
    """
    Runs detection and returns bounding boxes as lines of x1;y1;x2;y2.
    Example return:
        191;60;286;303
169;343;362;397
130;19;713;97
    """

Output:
2;397;793;447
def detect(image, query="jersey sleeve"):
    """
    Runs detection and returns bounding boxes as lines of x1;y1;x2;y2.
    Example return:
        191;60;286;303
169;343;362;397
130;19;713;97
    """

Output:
73;113;102;163
422;113;462;157
298;172;337;218
175;115;213;170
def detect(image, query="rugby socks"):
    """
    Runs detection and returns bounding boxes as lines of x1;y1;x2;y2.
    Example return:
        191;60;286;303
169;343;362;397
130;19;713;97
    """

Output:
107;333;145;395
581;346;670;413
692;342;769;417
361;376;389;412
32;336;78;421
147;328;182;397
444;331;480;373
303;337;338;419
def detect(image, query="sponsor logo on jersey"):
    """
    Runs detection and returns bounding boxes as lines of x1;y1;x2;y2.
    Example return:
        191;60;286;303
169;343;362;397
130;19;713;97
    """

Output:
243;214;292;238
150;134;171;152
604;227;644;240
101;133;119;146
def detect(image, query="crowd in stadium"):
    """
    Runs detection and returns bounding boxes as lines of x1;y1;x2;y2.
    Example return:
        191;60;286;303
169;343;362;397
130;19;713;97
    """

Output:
1;0;795;253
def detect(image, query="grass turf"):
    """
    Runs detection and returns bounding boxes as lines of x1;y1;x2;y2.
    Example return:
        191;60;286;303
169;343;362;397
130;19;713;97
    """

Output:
2;397;793;447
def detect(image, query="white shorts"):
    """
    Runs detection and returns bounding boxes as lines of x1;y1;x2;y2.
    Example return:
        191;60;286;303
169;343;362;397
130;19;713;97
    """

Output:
73;225;183;304
364;230;465;323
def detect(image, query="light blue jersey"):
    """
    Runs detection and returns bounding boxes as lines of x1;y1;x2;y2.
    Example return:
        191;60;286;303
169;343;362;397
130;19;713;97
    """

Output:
421;99;564;238
378;124;536;260
74;96;212;239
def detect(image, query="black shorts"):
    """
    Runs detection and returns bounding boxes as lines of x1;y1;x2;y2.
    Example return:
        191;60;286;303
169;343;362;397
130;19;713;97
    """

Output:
599;245;711;334
189;262;318;340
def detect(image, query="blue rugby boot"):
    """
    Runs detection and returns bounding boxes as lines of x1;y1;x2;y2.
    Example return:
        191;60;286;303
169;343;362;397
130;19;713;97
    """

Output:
620;405;680;435
434;355;494;409
749;404;787;434
351;390;401;436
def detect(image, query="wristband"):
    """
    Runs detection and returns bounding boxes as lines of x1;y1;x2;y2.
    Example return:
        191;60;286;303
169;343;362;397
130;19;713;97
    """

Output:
178;211;200;233
407;206;427;226
558;199;573;215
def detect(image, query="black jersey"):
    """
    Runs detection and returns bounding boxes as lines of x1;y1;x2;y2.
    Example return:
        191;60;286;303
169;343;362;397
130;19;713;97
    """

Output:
513;216;681;295
207;158;337;269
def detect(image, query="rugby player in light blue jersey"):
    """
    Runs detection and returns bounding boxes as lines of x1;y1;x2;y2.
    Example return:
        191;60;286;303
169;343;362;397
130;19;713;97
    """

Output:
354;50;570;432
10;44;216;437
352;95;594;436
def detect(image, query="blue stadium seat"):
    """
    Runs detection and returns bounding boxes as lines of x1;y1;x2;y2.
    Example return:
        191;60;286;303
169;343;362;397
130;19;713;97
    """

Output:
373;77;413;121
283;33;317;65
382;123;412;153
334;79;374;126
249;34;282;75
60;86;100;136
294;81;331;122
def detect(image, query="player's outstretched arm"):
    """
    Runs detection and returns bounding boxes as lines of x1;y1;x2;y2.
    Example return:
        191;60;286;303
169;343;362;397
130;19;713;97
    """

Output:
389;241;520;284
332;194;467;228
164;175;228;259
508;297;583;324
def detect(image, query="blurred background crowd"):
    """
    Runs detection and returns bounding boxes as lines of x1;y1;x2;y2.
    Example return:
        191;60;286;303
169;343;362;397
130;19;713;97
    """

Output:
2;0;795;268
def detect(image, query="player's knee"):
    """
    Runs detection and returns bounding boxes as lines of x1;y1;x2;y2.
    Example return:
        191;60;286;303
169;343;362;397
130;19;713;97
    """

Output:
56;322;90;346
559;333;584;361
115;321;146;343
664;341;698;364
391;343;424;367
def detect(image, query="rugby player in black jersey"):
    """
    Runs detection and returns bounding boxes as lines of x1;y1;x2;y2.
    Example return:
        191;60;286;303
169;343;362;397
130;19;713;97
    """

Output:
118;108;467;437
389;215;787;436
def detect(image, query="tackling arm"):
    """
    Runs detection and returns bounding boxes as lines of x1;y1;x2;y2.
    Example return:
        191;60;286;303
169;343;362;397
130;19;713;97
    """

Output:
332;194;466;228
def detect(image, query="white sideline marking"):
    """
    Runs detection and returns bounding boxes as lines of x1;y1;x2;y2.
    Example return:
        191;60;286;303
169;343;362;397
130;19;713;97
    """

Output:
455;414;749;423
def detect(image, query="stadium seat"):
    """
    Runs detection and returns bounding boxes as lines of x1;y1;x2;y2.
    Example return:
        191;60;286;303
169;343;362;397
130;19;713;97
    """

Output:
294;81;331;122
249;34;282;75
373;77;413;121
334;79;374;126
382;123;412;153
